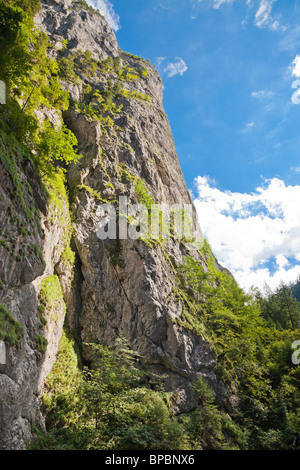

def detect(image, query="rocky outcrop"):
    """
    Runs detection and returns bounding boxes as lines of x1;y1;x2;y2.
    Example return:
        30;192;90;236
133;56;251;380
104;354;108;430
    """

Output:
0;0;233;449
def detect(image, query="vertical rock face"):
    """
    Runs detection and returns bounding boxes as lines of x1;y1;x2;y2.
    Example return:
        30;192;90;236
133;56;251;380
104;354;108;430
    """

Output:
0;0;232;449
36;0;229;409
0;131;72;449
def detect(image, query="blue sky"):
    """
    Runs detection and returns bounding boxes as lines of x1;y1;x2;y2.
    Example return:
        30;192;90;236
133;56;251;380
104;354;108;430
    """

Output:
88;0;300;292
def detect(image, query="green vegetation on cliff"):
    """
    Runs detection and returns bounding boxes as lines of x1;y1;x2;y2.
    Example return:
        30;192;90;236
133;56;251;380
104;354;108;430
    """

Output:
0;0;80;176
0;305;24;347
1;0;300;452
32;332;189;450
173;241;300;449
0;0;75;370
39;275;66;326
30;257;300;450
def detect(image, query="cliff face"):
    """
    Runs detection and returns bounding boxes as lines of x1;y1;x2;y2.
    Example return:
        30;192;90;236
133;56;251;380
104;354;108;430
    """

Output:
0;129;72;448
0;0;232;449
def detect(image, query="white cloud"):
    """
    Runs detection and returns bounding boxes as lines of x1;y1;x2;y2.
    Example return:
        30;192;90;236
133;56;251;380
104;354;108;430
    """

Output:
156;57;166;66
198;0;285;31
164;58;188;78
276;254;289;269
211;0;235;8
270;20;280;31
193;176;300;292
198;0;236;9
252;90;274;99
241;121;255;133
254;0;285;31
87;0;120;31
255;0;275;28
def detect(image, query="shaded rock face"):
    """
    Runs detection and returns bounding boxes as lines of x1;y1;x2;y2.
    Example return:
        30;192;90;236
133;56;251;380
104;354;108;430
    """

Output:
0;137;71;449
0;0;233;449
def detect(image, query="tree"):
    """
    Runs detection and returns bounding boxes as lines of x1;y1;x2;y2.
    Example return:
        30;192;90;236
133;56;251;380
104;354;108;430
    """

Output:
257;282;300;330
82;339;144;431
291;278;300;304
3;0;41;16
35;123;81;176
182;377;224;450
0;3;32;88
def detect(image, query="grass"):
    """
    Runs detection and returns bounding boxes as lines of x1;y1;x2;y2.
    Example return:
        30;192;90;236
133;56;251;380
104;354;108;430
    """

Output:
0;305;24;347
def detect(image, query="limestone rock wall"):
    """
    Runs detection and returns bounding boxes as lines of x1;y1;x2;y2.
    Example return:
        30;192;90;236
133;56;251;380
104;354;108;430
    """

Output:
37;0;230;411
0;0;233;449
0;133;72;449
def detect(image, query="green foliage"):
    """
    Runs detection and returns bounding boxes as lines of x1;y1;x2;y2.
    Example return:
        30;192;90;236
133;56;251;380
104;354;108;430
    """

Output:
75;184;116;204
3;0;41;16
74;89;121;130
117;66;140;81
82;340;145;429
138;67;149;78
118;88;151;103
122;52;151;67
109;389;189;451
42;329;83;429
0;129;39;222
43;171;72;237
0;304;24;347
34;122;81;176
122;52;143;60
256;282;300;330
181;377;226;450
38;275;66;324
60;245;76;270
77;49;98;77
70;53;150;134
73;0;103;17
118;163;154;209
114;56;121;71
36;334;48;354
58;49;99;82
57;56;77;83
34;338;189;450
0;1;80;180
179;376;247;450
31;238;300;451
134;179;155;209
176;244;269;396
2;0;299;452
41;171;74;286
173;240;300;449
292;279;300;303
0;3;32;89
0;3;69;116
0;239;8;248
